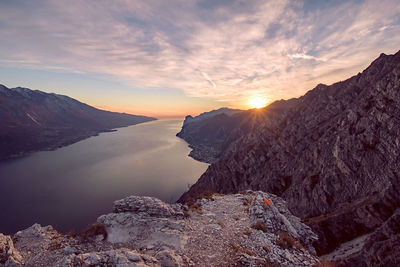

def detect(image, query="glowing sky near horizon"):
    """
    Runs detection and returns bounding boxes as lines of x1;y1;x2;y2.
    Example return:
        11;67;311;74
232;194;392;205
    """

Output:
0;0;399;117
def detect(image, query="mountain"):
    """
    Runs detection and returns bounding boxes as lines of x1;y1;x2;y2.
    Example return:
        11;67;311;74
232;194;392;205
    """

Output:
182;107;242;124
0;85;156;160
178;51;400;265
176;103;298;163
177;107;245;163
0;191;326;266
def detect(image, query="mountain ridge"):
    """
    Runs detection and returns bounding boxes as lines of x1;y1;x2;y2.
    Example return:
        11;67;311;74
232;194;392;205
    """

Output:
176;107;244;163
0;85;156;160
176;104;299;163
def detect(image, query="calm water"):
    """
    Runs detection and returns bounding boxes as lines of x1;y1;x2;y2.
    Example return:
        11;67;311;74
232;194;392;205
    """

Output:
0;120;208;234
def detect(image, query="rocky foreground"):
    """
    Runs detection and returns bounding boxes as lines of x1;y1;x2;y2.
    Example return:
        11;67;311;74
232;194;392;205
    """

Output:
0;191;328;266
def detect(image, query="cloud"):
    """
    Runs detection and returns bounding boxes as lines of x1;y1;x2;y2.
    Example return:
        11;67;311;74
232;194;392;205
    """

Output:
200;71;216;89
0;0;399;105
289;54;324;61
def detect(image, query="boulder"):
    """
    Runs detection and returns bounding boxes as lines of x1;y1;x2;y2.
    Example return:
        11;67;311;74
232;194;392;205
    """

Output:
0;234;23;266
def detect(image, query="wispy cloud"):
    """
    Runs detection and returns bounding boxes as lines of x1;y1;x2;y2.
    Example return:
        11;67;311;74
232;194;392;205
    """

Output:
0;0;399;105
200;71;216;89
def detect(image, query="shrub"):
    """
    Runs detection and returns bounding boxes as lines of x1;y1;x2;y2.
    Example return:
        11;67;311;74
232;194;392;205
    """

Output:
195;191;215;201
230;243;254;256
216;221;225;228
81;223;107;242
183;209;190;218
243;229;252;236
186;192;225;205
47;240;64;251
251;221;268;232
238;190;253;195
244;196;255;213
277;232;302;250
66;229;77;238
184;191;225;215
185;198;203;214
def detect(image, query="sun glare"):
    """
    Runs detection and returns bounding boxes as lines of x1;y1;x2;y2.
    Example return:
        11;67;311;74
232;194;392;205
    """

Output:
249;97;267;109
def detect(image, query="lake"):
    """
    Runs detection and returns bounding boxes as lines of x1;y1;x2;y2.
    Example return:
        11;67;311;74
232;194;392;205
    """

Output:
0;119;208;234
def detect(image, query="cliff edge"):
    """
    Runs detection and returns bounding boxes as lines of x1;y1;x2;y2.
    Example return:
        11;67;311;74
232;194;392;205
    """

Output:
0;191;324;266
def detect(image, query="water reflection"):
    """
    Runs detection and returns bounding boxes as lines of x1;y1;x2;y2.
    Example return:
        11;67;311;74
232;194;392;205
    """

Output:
0;120;208;234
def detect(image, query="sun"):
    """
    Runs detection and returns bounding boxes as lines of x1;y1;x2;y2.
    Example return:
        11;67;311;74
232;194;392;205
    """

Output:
249;97;267;109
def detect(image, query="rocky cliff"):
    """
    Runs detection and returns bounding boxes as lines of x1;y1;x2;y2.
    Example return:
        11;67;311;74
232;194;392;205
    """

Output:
176;107;243;163
0;85;156;160
178;51;400;265
176;104;296;163
0;191;325;266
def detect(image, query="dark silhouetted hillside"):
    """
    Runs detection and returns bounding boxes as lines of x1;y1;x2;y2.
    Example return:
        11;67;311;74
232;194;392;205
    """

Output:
0;85;156;160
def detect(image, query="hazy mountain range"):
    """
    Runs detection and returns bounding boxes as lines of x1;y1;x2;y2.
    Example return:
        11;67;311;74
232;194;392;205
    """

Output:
0;85;156;160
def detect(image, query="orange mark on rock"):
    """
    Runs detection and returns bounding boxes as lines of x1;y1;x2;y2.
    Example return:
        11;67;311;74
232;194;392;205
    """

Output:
264;199;270;206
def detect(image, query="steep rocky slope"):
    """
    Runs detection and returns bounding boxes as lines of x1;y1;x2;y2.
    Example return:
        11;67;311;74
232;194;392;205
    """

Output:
176;107;243;163
0;192;324;266
324;208;400;266
0;85;156;160
178;51;400;263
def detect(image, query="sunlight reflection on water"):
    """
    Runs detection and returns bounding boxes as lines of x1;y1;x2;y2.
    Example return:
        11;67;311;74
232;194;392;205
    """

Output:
0;119;208;234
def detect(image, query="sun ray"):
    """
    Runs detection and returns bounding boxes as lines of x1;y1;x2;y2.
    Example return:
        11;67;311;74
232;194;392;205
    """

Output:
249;97;267;109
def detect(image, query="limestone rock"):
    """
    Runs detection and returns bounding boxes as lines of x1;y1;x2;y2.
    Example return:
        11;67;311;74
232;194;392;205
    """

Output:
98;196;186;249
57;248;160;267
0;192;320;266
113;196;183;218
249;191;318;253
155;250;187;267
0;234;23;266
13;223;58;241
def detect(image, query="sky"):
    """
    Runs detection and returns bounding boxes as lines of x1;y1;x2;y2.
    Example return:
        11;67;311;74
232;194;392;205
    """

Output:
0;0;399;117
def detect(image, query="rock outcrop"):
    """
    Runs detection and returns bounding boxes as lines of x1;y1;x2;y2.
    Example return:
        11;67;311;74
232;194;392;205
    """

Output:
97;196;186;248
0;192;324;266
59;249;160;267
0;234;23;266
325;208;400;266
178;50;400;264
